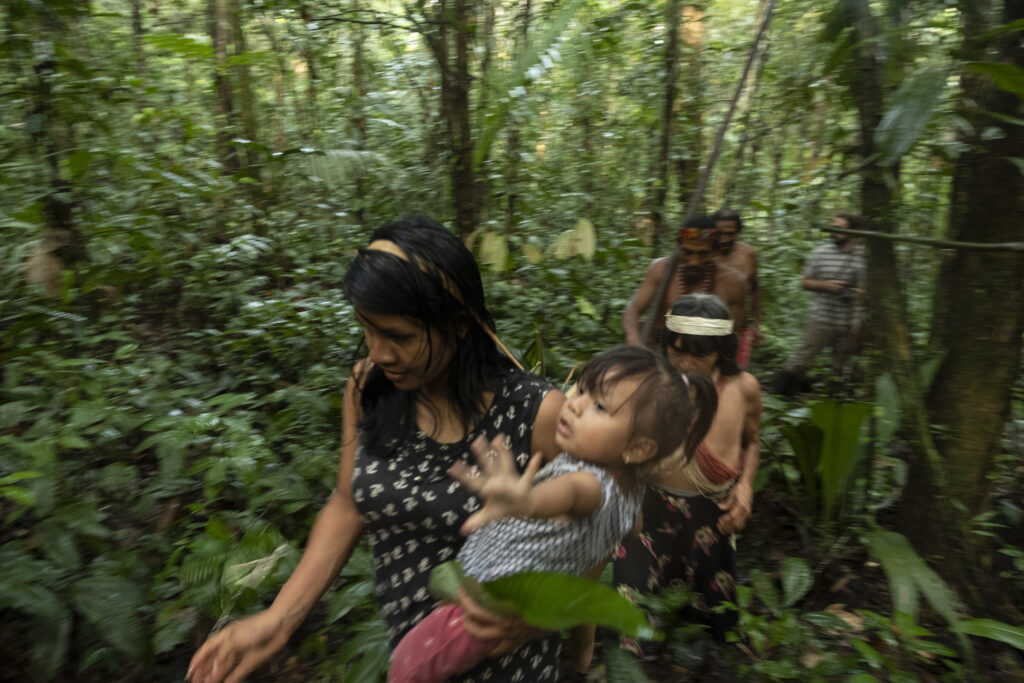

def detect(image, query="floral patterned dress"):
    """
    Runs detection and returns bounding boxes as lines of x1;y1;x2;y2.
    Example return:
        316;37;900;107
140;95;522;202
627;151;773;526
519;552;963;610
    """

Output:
351;369;561;682
612;484;738;648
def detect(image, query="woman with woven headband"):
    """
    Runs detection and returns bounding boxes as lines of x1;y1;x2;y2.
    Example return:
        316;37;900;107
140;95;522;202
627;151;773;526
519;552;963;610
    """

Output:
613;292;762;650
188;216;566;683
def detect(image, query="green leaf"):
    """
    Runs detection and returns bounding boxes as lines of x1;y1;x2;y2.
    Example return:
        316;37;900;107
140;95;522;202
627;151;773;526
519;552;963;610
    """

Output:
0;485;36;506
59;432;90;449
72;575;150;659
143;33;213;60
154;606;198;654
753;659;801;678
874;373;900;444
952;618;1024;651
874;68;948;167
750;569;780;614
479;231;509;273
966;62;1024;102
853;638;883;667
334;616;390;683
604;645;653;683
473;0;588;166
863;530;920;618
67;148;92;178
781;557;812;607
430;562;660;640
779;422;822;507
30;605;72;680
811;401;871;522
0;471;43;486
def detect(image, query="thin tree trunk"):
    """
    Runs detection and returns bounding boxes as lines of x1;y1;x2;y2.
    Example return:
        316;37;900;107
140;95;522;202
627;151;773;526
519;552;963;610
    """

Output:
131;0;145;71
209;0;238;174
427;0;478;239
504;0;531;235
300;3;319;137
352;0;369;226
675;4;704;214
228;0;259;185
649;0;682;253
263;14;289;150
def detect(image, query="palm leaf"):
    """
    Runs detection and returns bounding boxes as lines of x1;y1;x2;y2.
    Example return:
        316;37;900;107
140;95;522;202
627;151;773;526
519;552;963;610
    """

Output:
473;0;588;167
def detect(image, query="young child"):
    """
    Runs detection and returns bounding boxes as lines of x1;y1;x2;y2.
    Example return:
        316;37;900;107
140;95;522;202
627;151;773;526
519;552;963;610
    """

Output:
615;293;762;648
388;345;714;683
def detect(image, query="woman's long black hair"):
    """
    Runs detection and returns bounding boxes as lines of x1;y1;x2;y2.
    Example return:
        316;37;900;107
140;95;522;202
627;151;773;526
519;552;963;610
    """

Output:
342;216;514;454
663;293;741;377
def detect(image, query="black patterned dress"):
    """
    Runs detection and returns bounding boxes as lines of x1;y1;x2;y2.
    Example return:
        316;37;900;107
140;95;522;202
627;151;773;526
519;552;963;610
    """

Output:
350;369;562;682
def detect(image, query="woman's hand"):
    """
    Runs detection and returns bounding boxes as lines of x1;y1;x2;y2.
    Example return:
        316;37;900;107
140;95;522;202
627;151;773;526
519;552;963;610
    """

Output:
186;610;290;683
716;480;753;534
450;434;543;535
457;587;547;655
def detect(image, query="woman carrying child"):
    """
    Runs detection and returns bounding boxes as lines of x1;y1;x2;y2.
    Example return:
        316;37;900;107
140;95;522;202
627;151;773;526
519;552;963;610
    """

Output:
188;216;566;683
614;292;762;646
389;345;714;683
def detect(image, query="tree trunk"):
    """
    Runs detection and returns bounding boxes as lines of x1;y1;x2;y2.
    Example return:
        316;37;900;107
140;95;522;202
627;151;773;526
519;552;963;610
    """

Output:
351;0;369;226
228;0;260;187
675;4;704;215
131;0;145;71
427;0;478;240
649;0;682;253
504;0;531;235
927;0;1024;522
209;0;238;175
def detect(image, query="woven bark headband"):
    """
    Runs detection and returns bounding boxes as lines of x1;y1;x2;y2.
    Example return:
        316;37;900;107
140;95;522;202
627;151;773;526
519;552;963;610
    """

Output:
678;226;717;242
664;314;734;336
363;239;523;369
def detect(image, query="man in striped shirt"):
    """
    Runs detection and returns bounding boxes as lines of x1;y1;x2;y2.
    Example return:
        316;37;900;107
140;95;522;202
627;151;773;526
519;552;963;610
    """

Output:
772;213;866;396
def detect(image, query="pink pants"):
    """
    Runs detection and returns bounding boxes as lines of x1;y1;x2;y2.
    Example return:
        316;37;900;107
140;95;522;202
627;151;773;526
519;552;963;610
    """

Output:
388;603;498;683
737;327;753;368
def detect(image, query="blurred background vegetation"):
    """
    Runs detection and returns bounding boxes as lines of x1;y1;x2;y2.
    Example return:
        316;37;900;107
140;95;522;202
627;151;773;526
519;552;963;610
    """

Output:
1;0;1022;680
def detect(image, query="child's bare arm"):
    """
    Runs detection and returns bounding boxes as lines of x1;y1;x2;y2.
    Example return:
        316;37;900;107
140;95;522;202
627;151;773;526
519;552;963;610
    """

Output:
451;434;602;535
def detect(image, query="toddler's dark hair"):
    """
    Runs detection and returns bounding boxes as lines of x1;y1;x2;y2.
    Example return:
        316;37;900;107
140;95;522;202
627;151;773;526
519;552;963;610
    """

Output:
577;345;715;475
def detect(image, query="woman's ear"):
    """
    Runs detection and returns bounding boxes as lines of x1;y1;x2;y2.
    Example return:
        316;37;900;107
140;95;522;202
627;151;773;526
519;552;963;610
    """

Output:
623;436;658;465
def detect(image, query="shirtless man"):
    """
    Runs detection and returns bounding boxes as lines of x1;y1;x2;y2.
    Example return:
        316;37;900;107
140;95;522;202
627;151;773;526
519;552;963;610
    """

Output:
713;208;762;365
622;214;747;349
614;292;761;642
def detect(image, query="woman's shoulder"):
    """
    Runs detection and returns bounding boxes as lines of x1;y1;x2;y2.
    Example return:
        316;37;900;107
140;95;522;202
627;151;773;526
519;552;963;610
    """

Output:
492;367;554;404
724;370;760;394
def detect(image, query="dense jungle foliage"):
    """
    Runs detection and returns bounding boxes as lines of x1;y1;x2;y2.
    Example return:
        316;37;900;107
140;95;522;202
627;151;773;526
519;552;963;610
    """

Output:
2;0;1023;680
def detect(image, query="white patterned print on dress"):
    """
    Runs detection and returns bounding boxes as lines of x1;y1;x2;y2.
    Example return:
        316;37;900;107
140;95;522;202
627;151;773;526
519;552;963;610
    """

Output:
349;369;561;683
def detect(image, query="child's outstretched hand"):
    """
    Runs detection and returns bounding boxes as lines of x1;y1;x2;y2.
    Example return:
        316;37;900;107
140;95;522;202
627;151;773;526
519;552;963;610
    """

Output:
450;434;543;535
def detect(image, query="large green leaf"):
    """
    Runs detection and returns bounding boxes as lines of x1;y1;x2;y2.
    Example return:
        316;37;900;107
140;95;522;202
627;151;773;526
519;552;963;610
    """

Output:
863;530;920;618
429;562;660;640
864;529;968;662
779;422;822;507
72;574;150;659
781;557;812;607
952;619;1024;651
811;401;871;522
873;68;949;166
